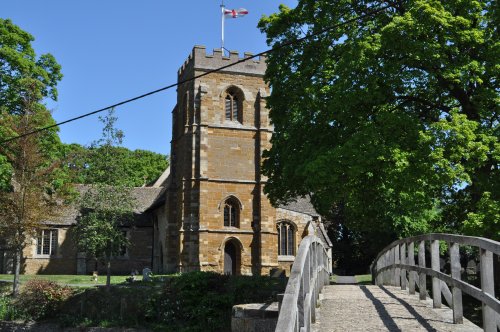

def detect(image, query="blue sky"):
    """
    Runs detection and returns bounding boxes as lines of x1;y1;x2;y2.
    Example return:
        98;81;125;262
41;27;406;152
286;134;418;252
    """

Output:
1;0;297;155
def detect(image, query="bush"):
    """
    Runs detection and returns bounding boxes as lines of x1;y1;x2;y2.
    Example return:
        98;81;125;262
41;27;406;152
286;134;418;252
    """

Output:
15;279;73;320
149;272;287;332
0;295;24;320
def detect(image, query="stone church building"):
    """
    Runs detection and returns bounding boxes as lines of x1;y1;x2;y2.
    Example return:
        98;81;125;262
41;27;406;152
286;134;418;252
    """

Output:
148;46;331;276
0;46;331;276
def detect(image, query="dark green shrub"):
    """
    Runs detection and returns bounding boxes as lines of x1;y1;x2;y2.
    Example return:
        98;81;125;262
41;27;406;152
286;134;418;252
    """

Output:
0;295;24;320
148;272;287;332
15;279;73;320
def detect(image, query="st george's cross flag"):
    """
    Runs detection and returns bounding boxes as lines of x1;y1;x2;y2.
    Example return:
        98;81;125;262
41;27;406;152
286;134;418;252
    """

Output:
224;8;248;18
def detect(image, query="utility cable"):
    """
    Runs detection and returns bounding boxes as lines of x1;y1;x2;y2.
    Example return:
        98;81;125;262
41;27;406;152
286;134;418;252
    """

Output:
1;5;390;144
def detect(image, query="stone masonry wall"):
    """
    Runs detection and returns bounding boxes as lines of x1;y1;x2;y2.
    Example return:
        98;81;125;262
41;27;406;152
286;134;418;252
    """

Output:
20;225;153;275
166;46;277;275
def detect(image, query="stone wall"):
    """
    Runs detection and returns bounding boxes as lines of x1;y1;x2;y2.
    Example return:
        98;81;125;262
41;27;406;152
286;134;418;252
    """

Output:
17;224;153;275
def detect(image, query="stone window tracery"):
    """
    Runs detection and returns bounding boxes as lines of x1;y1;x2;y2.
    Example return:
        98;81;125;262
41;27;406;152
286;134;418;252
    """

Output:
223;197;240;227
224;89;242;123
277;221;295;256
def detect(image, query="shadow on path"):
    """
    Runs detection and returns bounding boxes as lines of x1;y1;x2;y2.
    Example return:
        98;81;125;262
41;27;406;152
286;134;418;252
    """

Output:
380;286;439;331
359;285;402;332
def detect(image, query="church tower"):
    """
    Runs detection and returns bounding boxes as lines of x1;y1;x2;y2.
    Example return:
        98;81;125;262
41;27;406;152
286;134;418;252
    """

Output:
164;46;277;275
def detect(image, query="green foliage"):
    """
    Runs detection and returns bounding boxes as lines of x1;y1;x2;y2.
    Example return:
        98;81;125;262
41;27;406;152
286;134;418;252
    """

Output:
463;192;500;240
74;109;136;287
63;143;169;187
0;19;64;190
149;272;287;332
58;285;156;328
3;273;285;330
0;295;23;320
259;1;499;242
76;184;135;259
14;279;73;320
0;18;62;115
0;19;67;295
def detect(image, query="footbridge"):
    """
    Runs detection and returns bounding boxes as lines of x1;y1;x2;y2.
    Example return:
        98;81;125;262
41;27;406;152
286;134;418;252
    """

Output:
275;233;500;332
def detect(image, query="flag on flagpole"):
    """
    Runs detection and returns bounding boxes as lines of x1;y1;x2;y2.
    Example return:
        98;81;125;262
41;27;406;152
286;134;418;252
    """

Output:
224;8;249;18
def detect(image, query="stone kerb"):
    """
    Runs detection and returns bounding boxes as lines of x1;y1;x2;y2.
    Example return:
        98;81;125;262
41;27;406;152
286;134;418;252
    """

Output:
178;45;267;82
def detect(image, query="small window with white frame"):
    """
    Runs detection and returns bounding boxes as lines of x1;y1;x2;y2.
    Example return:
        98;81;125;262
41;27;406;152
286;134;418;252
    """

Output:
36;229;58;256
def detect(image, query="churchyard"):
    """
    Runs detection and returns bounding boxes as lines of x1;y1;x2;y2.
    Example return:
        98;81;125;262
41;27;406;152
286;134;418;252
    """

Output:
0;271;287;331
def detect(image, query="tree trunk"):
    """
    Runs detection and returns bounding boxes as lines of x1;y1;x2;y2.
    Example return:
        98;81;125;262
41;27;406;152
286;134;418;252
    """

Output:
106;256;111;289
12;249;21;296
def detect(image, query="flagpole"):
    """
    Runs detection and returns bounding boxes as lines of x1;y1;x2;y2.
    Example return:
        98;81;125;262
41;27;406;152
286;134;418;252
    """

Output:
221;0;225;54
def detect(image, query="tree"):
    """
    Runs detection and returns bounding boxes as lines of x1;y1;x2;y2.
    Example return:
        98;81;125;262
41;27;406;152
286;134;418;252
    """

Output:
258;1;498;242
62;144;169;187
0;19;64;295
75;109;136;288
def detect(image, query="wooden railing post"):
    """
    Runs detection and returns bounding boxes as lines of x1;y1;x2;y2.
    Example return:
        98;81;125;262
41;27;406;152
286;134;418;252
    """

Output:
480;248;495;332
400;243;407;290
395;244;401;287
370;233;500;330
418;240;426;300
383;251;390;285
276;236;330;332
431;240;441;308
450;242;463;324
302;252;310;330
408;242;416;294
375;257;382;285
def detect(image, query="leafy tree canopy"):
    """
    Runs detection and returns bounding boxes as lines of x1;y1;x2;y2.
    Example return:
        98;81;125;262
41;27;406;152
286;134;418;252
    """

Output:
0;18;62;115
75;109;137;287
259;1;499;240
0;19;65;294
63;143;169;187
0;18;64;191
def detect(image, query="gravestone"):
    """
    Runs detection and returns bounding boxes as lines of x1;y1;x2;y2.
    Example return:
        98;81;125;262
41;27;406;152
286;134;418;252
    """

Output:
142;267;152;281
466;260;478;275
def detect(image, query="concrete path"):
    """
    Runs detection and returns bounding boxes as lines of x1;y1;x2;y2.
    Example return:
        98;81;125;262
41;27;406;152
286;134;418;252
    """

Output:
314;285;481;332
334;276;357;284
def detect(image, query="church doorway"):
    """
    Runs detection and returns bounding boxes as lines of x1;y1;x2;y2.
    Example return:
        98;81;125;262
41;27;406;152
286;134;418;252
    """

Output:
224;240;240;275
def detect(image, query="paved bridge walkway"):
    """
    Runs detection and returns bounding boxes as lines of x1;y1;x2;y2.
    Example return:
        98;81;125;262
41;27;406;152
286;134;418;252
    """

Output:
313;284;482;332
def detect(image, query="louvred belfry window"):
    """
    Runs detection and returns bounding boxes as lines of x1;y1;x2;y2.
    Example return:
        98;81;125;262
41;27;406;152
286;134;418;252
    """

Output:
223;198;239;227
277;221;295;256
225;92;239;122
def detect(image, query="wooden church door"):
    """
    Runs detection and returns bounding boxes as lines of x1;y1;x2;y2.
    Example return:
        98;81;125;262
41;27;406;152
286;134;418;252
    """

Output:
224;241;237;275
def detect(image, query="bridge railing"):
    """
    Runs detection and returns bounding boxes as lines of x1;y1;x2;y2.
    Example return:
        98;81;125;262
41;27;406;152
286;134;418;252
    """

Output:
371;233;500;332
276;235;331;332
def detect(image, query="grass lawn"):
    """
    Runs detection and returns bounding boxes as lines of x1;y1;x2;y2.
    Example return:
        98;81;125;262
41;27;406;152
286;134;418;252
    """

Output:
330;274;372;284
0;274;130;285
355;274;372;284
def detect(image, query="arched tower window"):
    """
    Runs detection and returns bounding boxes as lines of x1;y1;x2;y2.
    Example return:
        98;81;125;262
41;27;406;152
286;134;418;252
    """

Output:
277;221;295;256
224;88;242;122
223;197;240;227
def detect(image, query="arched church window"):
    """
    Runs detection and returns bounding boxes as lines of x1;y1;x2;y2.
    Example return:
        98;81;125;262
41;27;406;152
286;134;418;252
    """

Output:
224;89;241;122
223;197;240;227
277;221;295;256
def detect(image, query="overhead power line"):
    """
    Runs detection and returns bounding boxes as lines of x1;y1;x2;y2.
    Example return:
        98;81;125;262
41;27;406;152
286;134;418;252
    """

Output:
1;5;390;145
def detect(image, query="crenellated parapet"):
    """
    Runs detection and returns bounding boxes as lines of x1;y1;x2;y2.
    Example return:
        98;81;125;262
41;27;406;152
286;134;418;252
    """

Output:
178;45;267;81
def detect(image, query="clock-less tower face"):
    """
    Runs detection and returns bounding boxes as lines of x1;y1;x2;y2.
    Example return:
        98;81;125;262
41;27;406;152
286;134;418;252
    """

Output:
164;46;278;275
